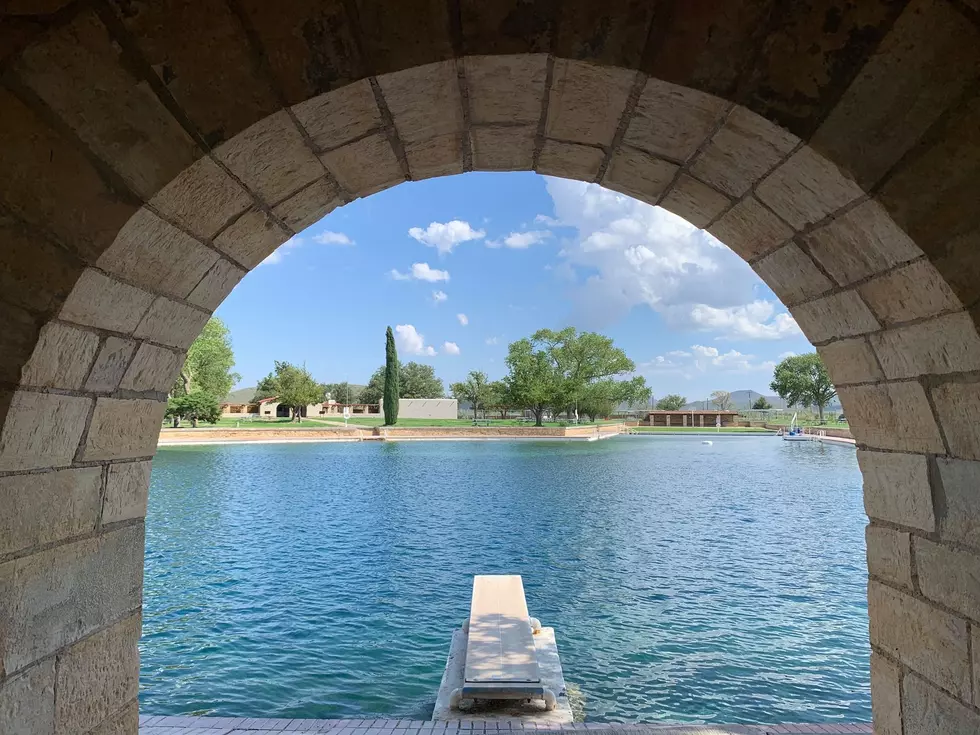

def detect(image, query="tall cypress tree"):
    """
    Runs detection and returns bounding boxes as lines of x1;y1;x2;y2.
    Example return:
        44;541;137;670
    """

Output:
383;326;400;425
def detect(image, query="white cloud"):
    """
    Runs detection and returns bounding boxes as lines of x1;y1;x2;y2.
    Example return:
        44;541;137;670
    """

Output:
487;230;552;249
443;341;461;355
389;262;450;282
485;337;499;345
260;235;303;266
640;344;777;377
409;220;485;254
457;313;469;326
535;214;561;226
432;290;448;304
313;231;354;246
395;324;437;356
778;351;797;359
389;269;411;280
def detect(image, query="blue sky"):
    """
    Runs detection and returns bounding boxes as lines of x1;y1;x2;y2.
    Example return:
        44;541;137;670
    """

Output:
216;172;812;402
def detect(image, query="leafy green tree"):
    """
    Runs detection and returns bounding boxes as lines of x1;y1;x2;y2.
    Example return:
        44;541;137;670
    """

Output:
450;371;490;418
503;339;556;427
173;317;240;399
383;327;399;425
324;382;361;404
485;380;510;419
752;396;772;410
166;391;221;428
711;390;733;410
400;362;444;399
359;367;385;405
257;361;323;421
770;352;837;422
656;394;687;411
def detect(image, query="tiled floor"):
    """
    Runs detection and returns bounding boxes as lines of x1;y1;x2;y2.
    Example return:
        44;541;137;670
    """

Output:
138;717;873;735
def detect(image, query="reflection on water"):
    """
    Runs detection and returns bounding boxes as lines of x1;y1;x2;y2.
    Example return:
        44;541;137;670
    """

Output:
142;437;869;723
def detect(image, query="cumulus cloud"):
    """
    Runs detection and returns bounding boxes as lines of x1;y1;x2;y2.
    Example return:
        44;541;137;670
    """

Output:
443;341;461;355
409;220;485;254
389;262;450;282
313;231;354;246
395;324;437;356
487;230;552;249
457;313;469;326
432;290;448;304
640;344;777;377
260;235;303;266
485;337;499;345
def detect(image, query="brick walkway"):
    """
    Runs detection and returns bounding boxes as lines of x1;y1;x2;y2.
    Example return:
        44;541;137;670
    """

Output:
138;717;872;734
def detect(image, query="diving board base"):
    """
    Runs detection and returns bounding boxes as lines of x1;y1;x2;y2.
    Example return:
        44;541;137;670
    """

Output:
433;627;573;724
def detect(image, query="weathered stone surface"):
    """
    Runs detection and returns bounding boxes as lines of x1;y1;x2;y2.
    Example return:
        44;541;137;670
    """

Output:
624;79;727;163
404;134;465;180
103;461;151;526
554;1;658;69
843;383;944;455
80;398;166;462
0;213;84;316
214;111;323;205
871;312;980;380
0;659;54;734
545;60;634;148
59;270;154;334
0;467;101;558
817;337;883;386
470;126;536;172
0;391;91;472
378;61;462;144
915;537;980;622
790;290;879;343
354;0;453;75
320;133;405;196
458;0;557;56
931;226;980;311
602;146;678;205
752;243;833;305
932;381;980;461
0;304;40;389
133;298;210;351
85;338;137;394
691;107;799;197
869;652;902;735
118;343;184;394
292;79;381;151
707;196;793;261
20;322;99;390
859;449;935;530
903;671;980;734
936;458;980;549
12;10;200;199
273;179;343;232
866;525;913;591
756;147;864;231
659;174;731;229
187;259;247;313
55;613;140;734
465;54;548;126
0;525;143;674
868;580;971;700
860;260;962;326
97;208;218;300
536;140;605;182
811;0;980;189
88;699;139;735
150;156;252;241
213;209;292;269
803;200;921;287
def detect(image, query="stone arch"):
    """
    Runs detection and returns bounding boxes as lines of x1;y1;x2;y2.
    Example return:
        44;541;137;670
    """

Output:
2;2;980;733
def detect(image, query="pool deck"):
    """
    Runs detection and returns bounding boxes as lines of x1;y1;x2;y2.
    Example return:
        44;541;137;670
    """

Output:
139;717;871;734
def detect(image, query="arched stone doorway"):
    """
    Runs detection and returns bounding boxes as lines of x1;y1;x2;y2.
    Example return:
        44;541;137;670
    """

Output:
1;2;979;733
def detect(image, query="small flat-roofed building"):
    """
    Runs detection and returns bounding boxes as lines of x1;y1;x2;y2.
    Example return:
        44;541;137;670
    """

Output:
644;410;739;428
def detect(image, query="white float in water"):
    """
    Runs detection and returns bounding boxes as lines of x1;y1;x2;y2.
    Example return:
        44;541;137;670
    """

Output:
702;440;713;445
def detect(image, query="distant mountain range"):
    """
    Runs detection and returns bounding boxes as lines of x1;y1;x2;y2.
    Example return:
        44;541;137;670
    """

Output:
681;389;842;412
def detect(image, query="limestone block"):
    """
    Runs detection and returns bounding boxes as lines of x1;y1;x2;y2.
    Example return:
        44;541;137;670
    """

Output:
378;61;462;144
465;54;548;126
602;146;678;205
80;398;167;462
869;652;902;735
103;461;152;525
756;147;864;231
353;0;453;75
85;338;137;394
842;383;944;454
932;381;980;461
0;391;91;472
273;179;343;232
404;134;465;180
859;449;935;530
118;343;184;394
860;260;962;327
752;243;833;305
458;0;554;56
0;213;84;315
149;156;252;241
470;126;536;172
915;538;980;622
320;133;405;197
292;80;381;151
0;467;101;558
536;140;605;182
802;200;921;286
691;107;799;197
866;525;913;591
707;196;793;261
659;174;731;229
214;111;323;205
0;525;143;674
790;290;879;343
98;208;218;300
88;700;139;735
21;322;100;390
187;259;247;313
903;672;980;734
60;270;154;334
0;659;54;734
936;458;980;548
546;60;634;148
624;79;727;162
214;209;292;269
817;338;883;386
868;581;971;700
871;312;980;380
553;2;656;68
55;613;140;734
133;298;210;351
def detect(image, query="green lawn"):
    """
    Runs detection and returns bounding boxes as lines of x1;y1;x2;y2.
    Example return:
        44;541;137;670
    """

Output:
630;426;774;433
311;416;623;428
165;418;335;430
759;416;849;428
165;416;625;430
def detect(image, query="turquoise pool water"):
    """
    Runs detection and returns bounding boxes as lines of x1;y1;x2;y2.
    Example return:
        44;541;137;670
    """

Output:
141;436;869;723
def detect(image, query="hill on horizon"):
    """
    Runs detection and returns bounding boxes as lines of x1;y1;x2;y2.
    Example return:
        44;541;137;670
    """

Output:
680;389;842;412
